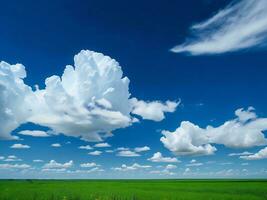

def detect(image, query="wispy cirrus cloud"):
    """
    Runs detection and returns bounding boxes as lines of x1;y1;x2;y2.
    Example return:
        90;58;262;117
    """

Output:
171;0;267;55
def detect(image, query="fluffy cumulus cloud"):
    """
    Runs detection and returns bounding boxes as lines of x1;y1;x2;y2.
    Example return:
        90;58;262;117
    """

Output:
130;98;179;121
10;144;30;149
116;150;140;157
0;50;177;142
80;162;99;168
94;143;111;148
240;147;267;160
161;107;267;156
112;163;151;171
171;0;267;55
134;146;150;152
148;152;179;163
42;160;73;169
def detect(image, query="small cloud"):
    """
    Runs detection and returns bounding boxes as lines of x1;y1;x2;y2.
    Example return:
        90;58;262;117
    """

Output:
33;159;44;163
88;151;102;156
80;162;99;168
186;162;203;167
240;147;267;160
116;150;140;157
18;130;49;137
78;145;93;150
94;143;111;148
148;152;179;163
228;151;253;156
112;163;151;171
0;163;31;170
134;146;150;152
51;143;61;148
116;147;129;151
130;98;180;121
10;144;30;149
43;160;73;169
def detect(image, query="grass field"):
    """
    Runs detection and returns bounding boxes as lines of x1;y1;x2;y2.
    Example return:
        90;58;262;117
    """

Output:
0;180;266;200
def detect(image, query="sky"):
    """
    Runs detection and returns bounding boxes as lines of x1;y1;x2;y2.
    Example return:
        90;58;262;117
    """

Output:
0;0;267;179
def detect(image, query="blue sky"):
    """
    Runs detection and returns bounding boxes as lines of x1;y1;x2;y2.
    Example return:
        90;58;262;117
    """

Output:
0;0;267;179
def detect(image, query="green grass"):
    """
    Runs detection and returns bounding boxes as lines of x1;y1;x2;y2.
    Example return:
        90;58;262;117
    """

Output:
0;180;266;200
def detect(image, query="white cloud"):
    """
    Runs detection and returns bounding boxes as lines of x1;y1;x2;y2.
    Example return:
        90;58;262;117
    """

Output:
0;156;4;160
171;0;267;55
134;146;150;152
186;162;203;167
78;145;93;150
88;150;102;156
116;147;129;151
0;163;31;170
105;150;114;153
116;150;140;157
94;142;111;148
80;162;99;168
165;164;177;170
161;108;267;156
240;147;267;160
4;155;22;162
112;163;151;171
161;122;217;156
10;143;30;149
51;143;61;148
42;168;66;172
228;151;253;157
43;160;73;169
0;50;176;142
148;152;179;163
33;159;44;163
18;130;49;137
130;98;179;121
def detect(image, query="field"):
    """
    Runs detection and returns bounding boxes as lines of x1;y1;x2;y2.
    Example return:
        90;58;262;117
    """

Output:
0;180;266;200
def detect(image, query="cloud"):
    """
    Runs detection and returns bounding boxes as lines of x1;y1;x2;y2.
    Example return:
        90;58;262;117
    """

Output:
165;164;177;170
116;150;140;157
80;162;99;168
148;152;179;163
4;155;22;162
43;160;73;169
33;159;44;163
186;162;203;167
0;50;177;142
78;145;93;150
18;130;49;137
10;143;30;149
130;98;179;121
171;0;267;55
112;163;151;171
94;143;111;148
161;107;267;156
0;163;31;170
88;150;102;156
228;151;253;157
134;146;150;152
51;143;61;148
161;122;217;156
116;147;129;151
240;147;267;160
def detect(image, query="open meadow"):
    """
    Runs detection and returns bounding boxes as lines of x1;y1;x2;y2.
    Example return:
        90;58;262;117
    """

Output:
0;180;266;200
